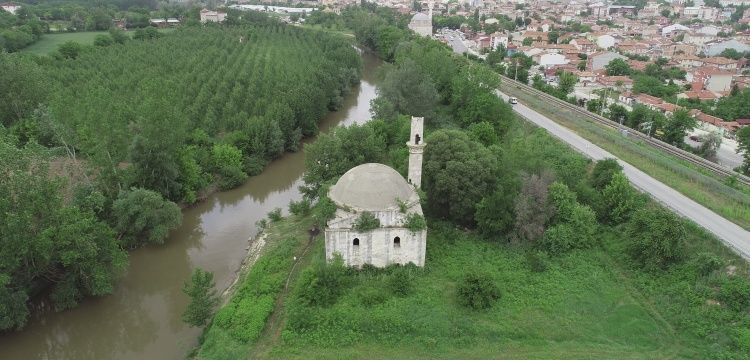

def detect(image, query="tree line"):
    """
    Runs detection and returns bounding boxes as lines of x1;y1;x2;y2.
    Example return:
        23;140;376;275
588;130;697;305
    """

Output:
0;13;361;330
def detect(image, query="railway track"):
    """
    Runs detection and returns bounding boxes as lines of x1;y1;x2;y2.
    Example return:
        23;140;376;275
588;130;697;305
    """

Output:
500;76;750;187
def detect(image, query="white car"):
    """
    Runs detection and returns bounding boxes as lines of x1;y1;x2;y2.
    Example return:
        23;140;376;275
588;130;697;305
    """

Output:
509;97;518;105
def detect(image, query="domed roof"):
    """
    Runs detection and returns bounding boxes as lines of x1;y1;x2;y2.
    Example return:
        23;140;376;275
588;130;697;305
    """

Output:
328;163;416;211
411;12;430;22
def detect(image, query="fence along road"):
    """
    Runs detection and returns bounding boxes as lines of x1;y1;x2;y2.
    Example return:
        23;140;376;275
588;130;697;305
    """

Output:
497;89;750;261
500;77;750;187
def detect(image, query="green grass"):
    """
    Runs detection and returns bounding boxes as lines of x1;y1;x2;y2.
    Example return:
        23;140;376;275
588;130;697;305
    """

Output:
197;215;316;359
21;28;177;55
500;82;750;231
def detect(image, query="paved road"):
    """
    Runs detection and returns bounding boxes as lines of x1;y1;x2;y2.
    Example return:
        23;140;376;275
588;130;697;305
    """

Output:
499;91;750;260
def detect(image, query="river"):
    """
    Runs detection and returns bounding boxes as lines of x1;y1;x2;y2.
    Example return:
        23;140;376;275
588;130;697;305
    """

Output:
0;51;381;360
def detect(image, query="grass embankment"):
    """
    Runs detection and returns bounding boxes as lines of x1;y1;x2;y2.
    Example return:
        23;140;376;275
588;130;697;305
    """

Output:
500;82;750;231
197;214;318;359
21;28;176;55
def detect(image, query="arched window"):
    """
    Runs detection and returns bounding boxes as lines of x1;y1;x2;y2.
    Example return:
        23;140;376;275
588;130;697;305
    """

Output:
394;236;401;247
353;238;360;246
415;134;421;144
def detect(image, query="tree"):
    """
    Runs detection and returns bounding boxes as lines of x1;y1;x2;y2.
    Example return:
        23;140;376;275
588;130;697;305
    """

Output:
423;130;499;226
662;109;697;146
0;52;49;127
93;34;114;47
182;268;219;327
456;272;500;310
590;158;622;190
522;37;533;46
557;71;578;95
604;58;631;76
737;126;750;176
475;179;518;239
513;172;555;243
57;41;83;59
627;207;687;271
112;188;182;248
599;172;641;224
377;59;440;118
539;182;597;254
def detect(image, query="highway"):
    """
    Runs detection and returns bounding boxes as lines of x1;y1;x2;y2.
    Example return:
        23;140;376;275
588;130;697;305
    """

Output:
499;91;750;260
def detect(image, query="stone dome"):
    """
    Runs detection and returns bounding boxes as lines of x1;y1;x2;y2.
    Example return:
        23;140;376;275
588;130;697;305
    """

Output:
328;163;416;211
411;12;430;22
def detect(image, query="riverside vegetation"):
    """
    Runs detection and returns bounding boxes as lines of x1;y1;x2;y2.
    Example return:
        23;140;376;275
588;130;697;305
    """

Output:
196;5;750;359
0;11;361;331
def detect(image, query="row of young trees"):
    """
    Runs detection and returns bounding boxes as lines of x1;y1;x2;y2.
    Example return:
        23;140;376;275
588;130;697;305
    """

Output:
0;13;362;330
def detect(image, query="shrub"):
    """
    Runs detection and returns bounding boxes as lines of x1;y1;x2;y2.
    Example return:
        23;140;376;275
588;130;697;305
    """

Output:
690;252;724;277
313;196;337;228
627;207;687;271
599;172;642;224
718;277;750;312
526;251;550;273
590;158;623;190
294;256;350;307
354;211;380;232
403;212;426;232
357;286;389;306
267;207;283;222
289;198;312;216
112;188;182;248
456;272;500;310
387;266;415;296
182;268;219;327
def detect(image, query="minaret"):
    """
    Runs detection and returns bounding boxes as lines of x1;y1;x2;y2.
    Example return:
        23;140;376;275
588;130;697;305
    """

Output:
428;1;433;19
407;116;426;189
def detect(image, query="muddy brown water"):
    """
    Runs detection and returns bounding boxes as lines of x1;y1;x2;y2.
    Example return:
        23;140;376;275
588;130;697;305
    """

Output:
0;51;381;360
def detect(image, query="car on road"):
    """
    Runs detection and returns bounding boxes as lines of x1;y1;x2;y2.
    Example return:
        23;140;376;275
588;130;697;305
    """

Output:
509;97;518;105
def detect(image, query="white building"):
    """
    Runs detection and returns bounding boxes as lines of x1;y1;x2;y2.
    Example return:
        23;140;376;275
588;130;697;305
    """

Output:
199;9;227;23
0;2;21;14
408;11;432;37
325;117;427;268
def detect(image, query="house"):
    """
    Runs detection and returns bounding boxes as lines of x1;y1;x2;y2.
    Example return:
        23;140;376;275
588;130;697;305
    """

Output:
200;9;227;23
587;51;628;71
702;57;739;71
703;39;750;57
408;11;432;37
597;34;617;49
689;67;734;92
571;37;596;54
324;117;427;268
0;2;21;14
661;23;689;37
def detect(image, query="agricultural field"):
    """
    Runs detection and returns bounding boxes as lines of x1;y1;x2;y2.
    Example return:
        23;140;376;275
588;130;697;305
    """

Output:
20;29;176;55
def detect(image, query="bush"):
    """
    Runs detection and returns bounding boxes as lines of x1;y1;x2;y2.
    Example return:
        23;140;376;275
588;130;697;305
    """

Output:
353;211;380;232
590;158;623;190
403;212;426;232
267;207;283;222
289;198;312;216
718;277;750;312
112;188;182;248
599;172;641;224
690;252;723;277
357;285;389;306
456;272;500;310
294;256;350;307
387;266;415;296
526;251;550;273
627;207;686;271
182;268;219;327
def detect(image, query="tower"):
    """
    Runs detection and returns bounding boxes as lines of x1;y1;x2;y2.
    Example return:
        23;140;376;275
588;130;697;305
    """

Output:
407;116;426;189
428;1;433;19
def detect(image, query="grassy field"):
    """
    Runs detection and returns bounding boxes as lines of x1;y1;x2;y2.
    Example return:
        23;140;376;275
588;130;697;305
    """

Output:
21;29;176;55
499;82;750;231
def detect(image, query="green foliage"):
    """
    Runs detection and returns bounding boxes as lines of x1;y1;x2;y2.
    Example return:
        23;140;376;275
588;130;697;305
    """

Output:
423;129;498;226
0;52;49;127
663;109;696;147
0;136;127;330
590;158;623;190
268;207;283;223
289;198;312;216
387;265;416;296
475;182;517;239
93;34;113;47
57;40;82;59
182;268;219;327
605;58;631;76
526;251;550;273
540;182;597;255
718;277;750;312
354;211;381;232
403;212;426;232
111;188;181;248
376;58;440;118
456;271;500;310
600;172;642;224
738;126;750;176
627;207;686;271
212;143;247;190
293;255;350;308
302;123;386;197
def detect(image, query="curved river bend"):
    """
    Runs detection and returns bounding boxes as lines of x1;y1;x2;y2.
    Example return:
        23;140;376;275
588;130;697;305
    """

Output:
0;52;381;360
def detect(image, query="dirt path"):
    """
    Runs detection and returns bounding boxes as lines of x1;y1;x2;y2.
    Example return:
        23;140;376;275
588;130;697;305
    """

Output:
249;229;320;359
